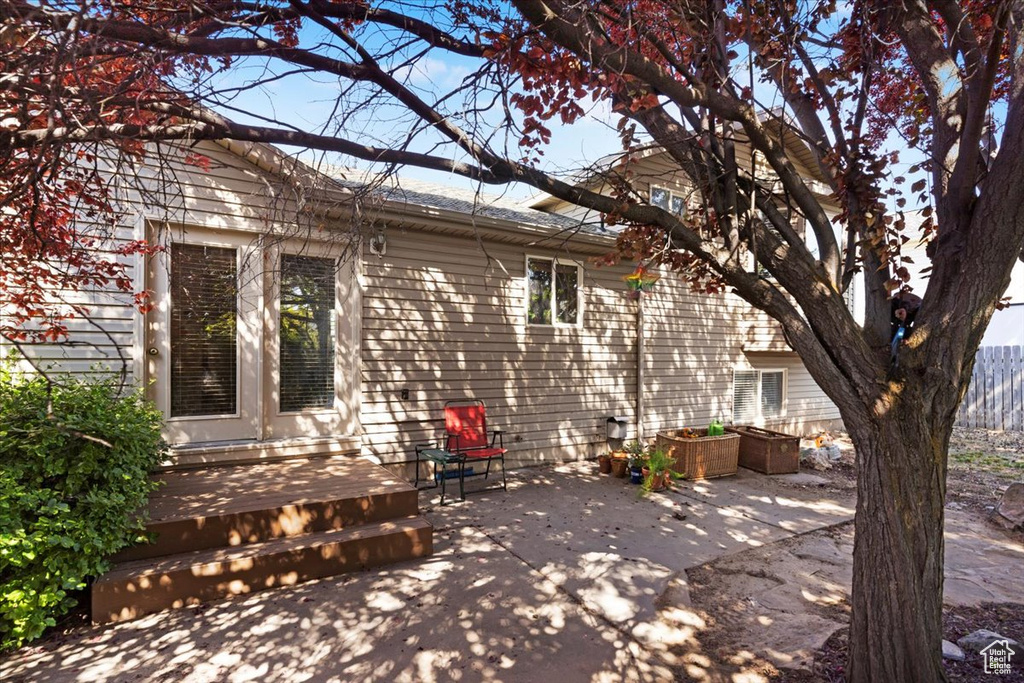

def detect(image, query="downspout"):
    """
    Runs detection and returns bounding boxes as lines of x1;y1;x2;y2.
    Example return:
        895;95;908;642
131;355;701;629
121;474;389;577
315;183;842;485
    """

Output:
636;293;645;442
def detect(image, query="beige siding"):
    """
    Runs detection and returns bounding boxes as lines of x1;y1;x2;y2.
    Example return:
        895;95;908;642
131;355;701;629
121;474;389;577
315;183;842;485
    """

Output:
640;272;841;438
745;352;842;433
4;140;350;380
360;230;639;466
640;272;747;435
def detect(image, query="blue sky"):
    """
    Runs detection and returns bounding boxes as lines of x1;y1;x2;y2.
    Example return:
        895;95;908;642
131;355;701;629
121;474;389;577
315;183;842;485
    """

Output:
201;33;627;202
193;10;995;214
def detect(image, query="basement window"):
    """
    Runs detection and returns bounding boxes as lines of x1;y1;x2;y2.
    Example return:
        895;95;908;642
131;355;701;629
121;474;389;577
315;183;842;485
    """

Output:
526;256;582;326
733;369;786;424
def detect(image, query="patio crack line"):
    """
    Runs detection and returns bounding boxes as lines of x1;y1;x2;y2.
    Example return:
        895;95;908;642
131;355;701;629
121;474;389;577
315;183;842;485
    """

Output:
679;519;856;572
665;487;843;535
468;522;671;670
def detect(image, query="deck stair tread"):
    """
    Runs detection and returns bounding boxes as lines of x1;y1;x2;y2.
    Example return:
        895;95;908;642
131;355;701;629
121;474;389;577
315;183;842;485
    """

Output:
99;516;432;581
91;456;434;624
145;456;412;522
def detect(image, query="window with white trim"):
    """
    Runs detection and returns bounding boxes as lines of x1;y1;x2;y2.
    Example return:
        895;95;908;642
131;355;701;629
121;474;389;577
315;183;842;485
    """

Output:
527;257;582;326
733;369;786;423
650;186;689;216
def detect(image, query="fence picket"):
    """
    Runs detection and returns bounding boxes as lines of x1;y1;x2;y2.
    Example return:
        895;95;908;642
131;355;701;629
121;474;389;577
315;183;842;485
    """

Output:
968;356;980;428
983;350;991;430
1013;346;1022;431
995;347;1005;430
955;345;1024;431
974;350;987;429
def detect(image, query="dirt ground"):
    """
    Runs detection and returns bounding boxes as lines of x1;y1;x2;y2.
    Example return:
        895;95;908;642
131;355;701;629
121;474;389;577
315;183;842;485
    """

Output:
682;427;1024;682
778;603;1024;683
787;427;1024;512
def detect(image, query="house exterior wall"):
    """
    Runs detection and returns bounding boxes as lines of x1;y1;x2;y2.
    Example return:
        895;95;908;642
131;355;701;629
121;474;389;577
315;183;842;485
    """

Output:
358;228;842;469
641;275;842;437
4;138;844;469
358;229;639;467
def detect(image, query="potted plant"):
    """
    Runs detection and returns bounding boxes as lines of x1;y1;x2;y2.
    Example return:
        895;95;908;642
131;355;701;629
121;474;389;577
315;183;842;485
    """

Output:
610;448;630;478
625;440;647;484
597;452;612;474
641;446;679;493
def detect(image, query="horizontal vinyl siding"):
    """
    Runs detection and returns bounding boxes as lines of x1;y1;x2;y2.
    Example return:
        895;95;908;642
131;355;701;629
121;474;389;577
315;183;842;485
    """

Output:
360;230;639;466
5;140;348;383
2;216;140;378
641;271;746;435
639;272;842;437
745;353;842;433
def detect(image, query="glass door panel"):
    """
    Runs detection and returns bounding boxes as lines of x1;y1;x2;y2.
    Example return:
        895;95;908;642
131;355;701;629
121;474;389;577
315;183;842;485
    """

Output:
170;244;240;417
279;254;337;412
147;229;261;444
264;245;354;439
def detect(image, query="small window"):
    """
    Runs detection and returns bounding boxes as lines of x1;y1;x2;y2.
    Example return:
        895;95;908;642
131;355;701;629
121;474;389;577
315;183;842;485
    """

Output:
650;186;670;211
527;257;582;326
650;186;689;216
733;369;786;423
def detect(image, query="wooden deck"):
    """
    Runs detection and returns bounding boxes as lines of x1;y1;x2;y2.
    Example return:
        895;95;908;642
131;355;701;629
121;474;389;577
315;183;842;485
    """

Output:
92;456;433;624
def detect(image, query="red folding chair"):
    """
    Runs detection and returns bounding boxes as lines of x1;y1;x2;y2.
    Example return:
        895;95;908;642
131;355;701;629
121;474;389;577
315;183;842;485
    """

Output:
444;399;507;492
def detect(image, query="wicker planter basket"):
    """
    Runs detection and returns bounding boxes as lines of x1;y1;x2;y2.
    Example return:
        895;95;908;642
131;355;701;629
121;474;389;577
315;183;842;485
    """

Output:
655;429;740;480
725;426;800;475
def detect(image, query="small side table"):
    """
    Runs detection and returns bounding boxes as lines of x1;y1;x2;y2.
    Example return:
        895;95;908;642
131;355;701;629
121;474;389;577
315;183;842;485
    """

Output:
414;444;466;505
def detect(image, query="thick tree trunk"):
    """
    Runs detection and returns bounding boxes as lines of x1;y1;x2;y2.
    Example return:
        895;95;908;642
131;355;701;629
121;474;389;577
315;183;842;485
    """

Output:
846;401;951;683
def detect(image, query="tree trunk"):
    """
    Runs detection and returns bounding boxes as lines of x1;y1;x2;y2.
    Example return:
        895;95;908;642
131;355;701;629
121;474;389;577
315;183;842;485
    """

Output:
846;400;951;683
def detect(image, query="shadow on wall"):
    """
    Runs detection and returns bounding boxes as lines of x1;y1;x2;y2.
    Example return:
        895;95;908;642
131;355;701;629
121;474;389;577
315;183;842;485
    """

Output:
362;243;637;467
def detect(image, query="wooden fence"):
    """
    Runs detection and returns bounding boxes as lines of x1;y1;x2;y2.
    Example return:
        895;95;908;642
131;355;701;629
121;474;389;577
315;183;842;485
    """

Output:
958;346;1024;431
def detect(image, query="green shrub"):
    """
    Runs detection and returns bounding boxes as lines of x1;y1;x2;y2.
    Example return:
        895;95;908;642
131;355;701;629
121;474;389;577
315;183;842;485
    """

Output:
0;365;166;650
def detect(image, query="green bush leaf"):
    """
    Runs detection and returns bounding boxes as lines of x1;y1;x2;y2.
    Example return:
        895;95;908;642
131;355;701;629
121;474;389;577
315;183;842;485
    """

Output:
0;359;166;650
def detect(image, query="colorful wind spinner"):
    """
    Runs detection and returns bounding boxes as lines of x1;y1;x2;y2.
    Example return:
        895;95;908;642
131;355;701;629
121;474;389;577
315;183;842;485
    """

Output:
623;265;660;300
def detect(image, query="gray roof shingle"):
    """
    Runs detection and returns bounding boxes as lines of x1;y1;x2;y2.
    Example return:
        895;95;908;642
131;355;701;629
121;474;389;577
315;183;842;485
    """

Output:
335;176;615;238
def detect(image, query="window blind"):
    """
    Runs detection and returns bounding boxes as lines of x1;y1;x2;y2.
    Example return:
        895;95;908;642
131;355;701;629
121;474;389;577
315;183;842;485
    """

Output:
733;370;759;424
170;244;238;417
761;370;784;419
279;254;336;412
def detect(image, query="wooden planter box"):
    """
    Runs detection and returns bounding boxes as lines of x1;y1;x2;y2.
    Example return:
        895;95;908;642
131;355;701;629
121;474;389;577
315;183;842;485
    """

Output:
725;426;800;474
655;429;740;480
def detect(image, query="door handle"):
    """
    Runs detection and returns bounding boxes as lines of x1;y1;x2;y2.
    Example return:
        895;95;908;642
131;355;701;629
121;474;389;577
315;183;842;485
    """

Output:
147;347;159;356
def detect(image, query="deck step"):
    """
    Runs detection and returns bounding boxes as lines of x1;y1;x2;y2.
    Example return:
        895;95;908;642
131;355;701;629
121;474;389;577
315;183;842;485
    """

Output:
92;516;433;624
115;458;419;562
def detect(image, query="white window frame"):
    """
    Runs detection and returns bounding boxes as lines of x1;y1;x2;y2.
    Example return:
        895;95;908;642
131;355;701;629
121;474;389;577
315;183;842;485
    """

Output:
732;368;788;424
525;255;584;327
649;185;690;216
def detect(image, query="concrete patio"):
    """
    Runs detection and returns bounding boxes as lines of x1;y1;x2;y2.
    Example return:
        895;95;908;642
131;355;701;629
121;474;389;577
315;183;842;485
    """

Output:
2;462;1021;682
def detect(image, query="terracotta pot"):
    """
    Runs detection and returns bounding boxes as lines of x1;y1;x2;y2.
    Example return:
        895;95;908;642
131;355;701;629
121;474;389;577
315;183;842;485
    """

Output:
598;455;612;474
643;467;667;491
610;457;629;478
